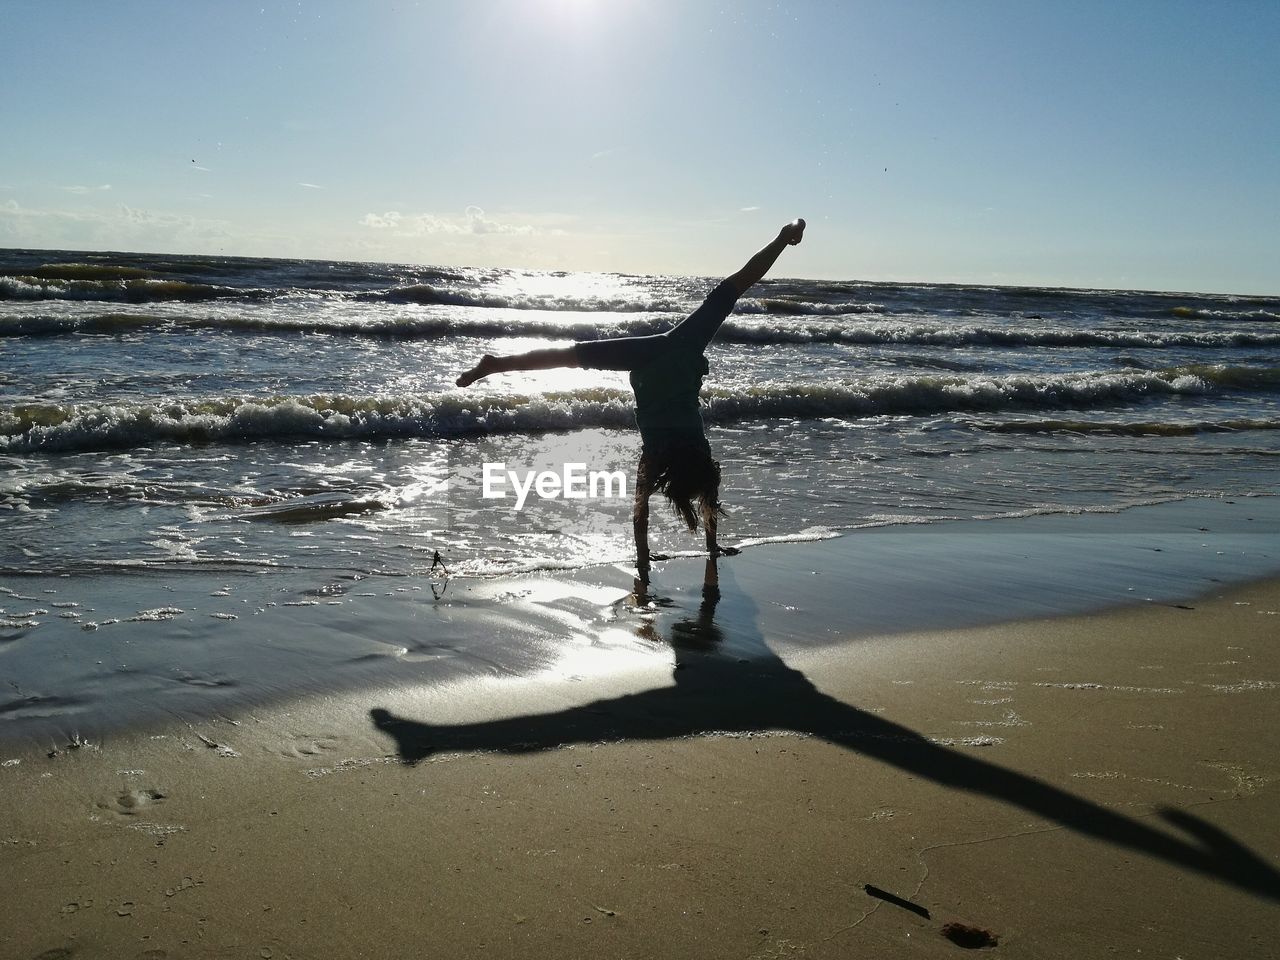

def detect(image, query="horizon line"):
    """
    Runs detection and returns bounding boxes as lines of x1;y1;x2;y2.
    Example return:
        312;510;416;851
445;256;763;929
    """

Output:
1;243;1275;301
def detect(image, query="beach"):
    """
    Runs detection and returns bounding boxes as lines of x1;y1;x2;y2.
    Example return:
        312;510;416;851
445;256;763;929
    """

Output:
3;497;1280;958
6;0;1279;952
2;571;1278;958
3;247;1280;956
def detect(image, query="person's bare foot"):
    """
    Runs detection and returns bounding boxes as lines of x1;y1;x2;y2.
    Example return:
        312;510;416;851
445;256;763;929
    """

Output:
456;354;499;387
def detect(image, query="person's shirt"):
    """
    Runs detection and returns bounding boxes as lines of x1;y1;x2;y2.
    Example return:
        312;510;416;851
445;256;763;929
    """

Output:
630;349;710;448
573;279;741;450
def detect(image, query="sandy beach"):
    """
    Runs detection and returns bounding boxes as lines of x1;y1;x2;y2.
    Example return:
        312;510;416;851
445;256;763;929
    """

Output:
5;3;1279;956
3;534;1278;958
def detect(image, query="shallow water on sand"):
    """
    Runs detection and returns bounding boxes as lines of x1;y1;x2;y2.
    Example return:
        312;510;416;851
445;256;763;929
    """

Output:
2;496;1277;748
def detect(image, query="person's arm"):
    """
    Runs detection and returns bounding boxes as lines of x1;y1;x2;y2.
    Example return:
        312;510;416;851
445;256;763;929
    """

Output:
634;486;652;582
456;346;579;387
702;502;740;557
726;219;806;296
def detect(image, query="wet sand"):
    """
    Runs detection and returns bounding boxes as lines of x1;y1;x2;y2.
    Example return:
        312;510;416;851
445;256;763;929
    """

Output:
4;494;1279;749
3;569;1278;958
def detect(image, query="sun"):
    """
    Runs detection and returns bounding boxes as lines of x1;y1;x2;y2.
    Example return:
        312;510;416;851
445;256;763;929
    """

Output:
542;0;613;29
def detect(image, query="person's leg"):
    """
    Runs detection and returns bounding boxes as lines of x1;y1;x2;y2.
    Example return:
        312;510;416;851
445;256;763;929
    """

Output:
575;334;671;372
455;346;579;387
666;219;806;353
665;279;742;354
726;219;805;295
459;333;678;386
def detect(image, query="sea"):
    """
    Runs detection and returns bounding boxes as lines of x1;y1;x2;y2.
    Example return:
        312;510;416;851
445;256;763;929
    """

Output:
3;248;1279;742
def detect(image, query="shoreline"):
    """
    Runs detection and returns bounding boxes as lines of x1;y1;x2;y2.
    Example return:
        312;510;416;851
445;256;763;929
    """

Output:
2;493;1278;750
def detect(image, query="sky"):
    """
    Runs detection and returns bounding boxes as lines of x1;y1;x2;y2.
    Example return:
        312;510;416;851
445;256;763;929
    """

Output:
2;0;1277;294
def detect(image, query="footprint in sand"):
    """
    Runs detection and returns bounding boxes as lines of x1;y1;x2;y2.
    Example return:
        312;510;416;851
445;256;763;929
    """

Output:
279;735;342;760
99;787;167;817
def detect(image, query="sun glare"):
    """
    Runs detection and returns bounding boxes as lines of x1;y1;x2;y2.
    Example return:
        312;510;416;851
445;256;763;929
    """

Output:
548;0;599;16
539;0;616;36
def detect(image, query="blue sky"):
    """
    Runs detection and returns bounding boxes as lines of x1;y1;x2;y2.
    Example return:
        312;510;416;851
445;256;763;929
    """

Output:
2;1;1276;293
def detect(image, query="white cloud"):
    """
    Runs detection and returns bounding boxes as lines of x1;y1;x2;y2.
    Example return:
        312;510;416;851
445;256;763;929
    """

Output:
298;182;322;189
119;203;196;227
0;199;232;250
63;184;112;194
359;206;537;237
740;205;760;212
360;211;405;229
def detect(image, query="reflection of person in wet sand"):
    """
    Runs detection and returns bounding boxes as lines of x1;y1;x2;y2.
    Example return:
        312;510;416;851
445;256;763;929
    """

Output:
456;220;806;579
371;556;1280;903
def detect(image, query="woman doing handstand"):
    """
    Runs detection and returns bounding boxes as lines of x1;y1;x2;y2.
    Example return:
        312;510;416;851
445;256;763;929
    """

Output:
456;218;806;579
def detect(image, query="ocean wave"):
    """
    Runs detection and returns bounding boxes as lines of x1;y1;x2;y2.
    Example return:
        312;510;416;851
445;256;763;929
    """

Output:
0;309;661;339
4;365;1276;454
2;263;158;281
968;417;1280;437
373;284;885;317
719;321;1280;348
0;312;167;336
372;283;687;313
0;276;276;304
1171;306;1280;322
7;307;1280;350
735;298;884;316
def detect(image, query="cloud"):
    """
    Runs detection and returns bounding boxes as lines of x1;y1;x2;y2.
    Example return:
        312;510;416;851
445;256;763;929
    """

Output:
590;147;620;161
740;205;760;212
119;203;196;227
464;205;534;236
360;211;405;229
359;206;537;237
298;182;322;189
0;199;232;250
63;184;112;195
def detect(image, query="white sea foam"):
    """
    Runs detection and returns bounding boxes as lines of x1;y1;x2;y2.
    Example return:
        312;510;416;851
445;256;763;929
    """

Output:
3;365;1274;454
9;307;1280;350
736;526;841;547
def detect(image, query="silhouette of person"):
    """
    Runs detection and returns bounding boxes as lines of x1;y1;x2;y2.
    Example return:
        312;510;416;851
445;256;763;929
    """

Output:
456;220;806;579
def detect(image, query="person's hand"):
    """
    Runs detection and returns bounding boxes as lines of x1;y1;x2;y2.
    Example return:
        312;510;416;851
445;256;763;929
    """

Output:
778;218;806;246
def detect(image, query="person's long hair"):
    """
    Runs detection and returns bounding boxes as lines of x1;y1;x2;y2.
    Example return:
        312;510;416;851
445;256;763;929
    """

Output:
636;441;725;532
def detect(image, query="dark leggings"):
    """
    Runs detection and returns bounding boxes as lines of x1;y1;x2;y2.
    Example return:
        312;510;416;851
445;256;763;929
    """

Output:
574;280;740;371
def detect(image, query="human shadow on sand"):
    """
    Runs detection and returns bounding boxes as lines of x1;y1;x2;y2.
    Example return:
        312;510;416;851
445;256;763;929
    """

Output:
371;556;1280;902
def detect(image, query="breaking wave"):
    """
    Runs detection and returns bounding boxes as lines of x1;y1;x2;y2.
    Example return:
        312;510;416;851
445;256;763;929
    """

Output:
4;365;1276;454
967;417;1280;437
0;275;274;304
7;309;1280;350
